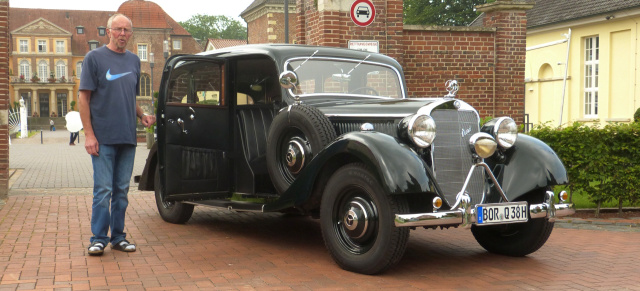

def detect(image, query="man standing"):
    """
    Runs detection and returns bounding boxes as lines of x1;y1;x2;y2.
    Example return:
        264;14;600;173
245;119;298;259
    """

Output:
79;13;156;256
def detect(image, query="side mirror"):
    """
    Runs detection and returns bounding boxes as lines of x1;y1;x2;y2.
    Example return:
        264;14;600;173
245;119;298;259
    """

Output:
279;71;298;89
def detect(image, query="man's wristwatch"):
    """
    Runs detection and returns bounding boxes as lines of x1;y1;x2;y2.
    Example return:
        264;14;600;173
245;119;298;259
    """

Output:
140;113;149;119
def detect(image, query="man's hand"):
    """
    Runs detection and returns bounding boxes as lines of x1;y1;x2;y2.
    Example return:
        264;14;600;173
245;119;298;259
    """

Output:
85;135;99;156
141;114;156;128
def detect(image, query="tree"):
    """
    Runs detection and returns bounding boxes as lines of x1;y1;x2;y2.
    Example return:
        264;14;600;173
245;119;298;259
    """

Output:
404;0;486;26
179;14;247;41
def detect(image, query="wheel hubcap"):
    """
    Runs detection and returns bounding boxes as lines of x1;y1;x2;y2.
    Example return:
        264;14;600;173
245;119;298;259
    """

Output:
343;201;369;239
336;195;377;250
285;137;308;174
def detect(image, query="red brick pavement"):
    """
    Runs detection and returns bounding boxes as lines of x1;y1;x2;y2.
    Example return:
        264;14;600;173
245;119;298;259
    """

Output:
1;190;640;290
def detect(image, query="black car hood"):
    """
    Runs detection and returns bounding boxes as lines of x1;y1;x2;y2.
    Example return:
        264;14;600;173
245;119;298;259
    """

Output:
303;98;439;117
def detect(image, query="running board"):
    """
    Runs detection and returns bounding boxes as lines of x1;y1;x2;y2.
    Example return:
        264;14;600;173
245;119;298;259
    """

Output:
184;200;265;212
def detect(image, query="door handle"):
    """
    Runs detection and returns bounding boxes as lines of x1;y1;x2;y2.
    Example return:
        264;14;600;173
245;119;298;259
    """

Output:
176;118;188;134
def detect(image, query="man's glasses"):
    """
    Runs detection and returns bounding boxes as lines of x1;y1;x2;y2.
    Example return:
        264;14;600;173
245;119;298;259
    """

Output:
109;27;133;35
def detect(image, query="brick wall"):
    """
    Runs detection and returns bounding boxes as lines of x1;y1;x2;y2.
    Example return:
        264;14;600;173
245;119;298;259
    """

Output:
0;0;9;199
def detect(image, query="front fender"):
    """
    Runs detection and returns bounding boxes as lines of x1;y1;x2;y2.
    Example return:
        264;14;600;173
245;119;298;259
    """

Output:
265;132;438;211
488;134;568;201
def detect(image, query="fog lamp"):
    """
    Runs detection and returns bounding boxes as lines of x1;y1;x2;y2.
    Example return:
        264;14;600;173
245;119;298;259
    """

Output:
469;132;497;159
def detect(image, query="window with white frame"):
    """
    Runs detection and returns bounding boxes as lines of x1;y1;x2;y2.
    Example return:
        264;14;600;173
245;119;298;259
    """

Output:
38;60;49;80
76;61;83;78
584;36;599;117
56;40;65;53
137;44;148;61
56;61;67;79
173;39;182;50
19;60;30;78
19;40;28;53
38;40;47;53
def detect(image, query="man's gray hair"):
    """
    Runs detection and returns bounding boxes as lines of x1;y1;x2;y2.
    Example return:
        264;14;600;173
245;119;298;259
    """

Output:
107;13;132;29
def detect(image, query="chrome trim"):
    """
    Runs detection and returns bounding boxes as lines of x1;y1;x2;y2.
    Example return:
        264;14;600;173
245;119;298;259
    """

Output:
324;113;411;118
394;191;575;228
450;162;507;209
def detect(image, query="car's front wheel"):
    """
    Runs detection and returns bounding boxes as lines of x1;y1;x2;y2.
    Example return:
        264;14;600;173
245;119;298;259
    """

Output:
471;187;554;256
154;167;194;224
320;164;409;274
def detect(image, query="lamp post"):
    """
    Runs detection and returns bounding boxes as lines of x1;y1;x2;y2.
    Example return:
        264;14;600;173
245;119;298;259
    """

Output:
163;40;169;60
149;52;155;100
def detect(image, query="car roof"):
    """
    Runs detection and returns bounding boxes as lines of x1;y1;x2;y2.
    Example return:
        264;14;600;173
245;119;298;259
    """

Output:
196;44;404;74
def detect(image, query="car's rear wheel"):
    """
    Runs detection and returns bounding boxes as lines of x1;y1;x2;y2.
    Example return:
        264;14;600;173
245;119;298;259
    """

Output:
471;187;554;256
154;167;194;224
320;163;409;274
267;105;336;193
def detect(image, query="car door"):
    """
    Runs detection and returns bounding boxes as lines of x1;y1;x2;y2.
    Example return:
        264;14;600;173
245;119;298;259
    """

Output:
157;55;231;201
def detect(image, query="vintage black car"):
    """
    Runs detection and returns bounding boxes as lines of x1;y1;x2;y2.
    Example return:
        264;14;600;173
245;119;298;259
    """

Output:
137;44;575;274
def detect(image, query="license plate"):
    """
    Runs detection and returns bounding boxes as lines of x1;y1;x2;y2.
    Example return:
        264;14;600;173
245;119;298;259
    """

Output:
476;202;528;225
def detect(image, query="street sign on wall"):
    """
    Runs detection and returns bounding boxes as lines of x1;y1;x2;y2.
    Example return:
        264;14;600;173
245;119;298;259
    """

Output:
350;0;376;27
348;40;379;53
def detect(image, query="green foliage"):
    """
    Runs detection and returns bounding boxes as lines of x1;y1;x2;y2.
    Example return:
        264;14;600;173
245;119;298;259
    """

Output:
179;14;247;41
530;122;640;216
634;107;640;122
70;101;76;111
403;0;485;26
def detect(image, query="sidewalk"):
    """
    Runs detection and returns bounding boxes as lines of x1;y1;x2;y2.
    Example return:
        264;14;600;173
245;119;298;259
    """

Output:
2;129;640;289
8;129;149;189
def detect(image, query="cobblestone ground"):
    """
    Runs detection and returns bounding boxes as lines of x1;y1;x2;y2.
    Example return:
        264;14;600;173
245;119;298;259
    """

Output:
1;130;639;290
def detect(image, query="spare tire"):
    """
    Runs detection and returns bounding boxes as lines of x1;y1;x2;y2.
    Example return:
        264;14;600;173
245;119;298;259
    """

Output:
267;105;336;194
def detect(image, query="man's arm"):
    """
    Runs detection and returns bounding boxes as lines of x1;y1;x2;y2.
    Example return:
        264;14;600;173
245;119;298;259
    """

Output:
78;90;99;156
136;105;156;128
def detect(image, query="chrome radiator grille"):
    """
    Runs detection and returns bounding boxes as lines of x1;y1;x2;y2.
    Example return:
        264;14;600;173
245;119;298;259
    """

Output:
431;109;484;206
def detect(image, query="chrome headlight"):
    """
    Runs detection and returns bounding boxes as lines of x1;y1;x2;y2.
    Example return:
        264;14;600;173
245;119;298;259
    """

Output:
482;117;518;149
469;132;497;158
494;117;518;149
408;114;436;148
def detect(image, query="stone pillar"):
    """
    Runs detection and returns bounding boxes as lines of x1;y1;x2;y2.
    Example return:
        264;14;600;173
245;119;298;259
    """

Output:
32;89;37;116
0;0;10;200
476;0;534;124
50;89;56;117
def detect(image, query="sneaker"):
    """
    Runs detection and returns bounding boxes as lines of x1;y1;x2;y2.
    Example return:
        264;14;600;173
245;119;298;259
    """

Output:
112;240;136;252
88;242;105;256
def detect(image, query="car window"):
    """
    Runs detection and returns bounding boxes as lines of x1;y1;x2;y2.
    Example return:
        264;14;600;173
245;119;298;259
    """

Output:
286;58;403;99
235;57;280;106
166;60;224;106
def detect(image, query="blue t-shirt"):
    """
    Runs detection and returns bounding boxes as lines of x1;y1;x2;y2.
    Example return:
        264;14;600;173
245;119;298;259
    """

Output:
79;46;140;145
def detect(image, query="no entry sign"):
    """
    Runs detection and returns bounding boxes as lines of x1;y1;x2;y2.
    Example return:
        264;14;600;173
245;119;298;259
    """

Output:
350;0;376;27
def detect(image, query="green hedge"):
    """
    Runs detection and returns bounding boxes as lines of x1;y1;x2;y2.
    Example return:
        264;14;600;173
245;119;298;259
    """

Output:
528;121;640;216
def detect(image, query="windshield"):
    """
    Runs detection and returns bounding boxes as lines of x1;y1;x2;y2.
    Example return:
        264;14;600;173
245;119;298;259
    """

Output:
285;57;404;99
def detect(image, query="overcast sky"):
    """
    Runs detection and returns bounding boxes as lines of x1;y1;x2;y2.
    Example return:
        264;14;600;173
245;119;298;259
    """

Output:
10;0;256;22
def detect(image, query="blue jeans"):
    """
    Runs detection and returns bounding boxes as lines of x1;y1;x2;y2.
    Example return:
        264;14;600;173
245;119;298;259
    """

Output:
90;144;136;245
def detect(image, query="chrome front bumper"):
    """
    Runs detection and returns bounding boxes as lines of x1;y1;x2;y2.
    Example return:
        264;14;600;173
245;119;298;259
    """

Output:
394;190;575;228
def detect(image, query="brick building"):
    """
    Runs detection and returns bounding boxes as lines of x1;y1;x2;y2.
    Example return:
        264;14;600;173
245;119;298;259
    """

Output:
1;0;9;200
241;0;297;44
7;0;201;120
242;0;532;124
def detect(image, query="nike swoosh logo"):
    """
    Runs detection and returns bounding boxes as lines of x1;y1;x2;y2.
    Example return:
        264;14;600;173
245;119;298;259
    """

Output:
106;69;133;81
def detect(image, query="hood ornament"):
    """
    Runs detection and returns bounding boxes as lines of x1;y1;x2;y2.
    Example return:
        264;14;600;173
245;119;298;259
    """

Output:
444;80;459;99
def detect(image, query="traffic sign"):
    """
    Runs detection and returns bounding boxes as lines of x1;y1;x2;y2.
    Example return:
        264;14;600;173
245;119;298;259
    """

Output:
350;0;375;27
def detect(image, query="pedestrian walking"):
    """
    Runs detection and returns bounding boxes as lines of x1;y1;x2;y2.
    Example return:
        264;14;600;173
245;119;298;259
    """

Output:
79;13;156;256
49;119;54;131
69;131;79;145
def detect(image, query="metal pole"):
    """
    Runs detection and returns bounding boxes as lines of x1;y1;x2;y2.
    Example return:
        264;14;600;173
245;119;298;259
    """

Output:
41;130;43;144
559;29;572;127
284;0;289;43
